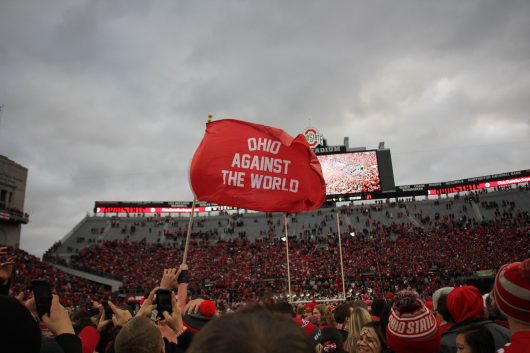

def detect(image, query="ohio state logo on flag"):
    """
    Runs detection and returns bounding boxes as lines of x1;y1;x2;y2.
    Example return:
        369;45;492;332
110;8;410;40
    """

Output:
189;119;326;212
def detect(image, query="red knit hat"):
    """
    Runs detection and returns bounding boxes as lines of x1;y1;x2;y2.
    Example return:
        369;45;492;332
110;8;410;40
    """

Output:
386;291;440;353
304;300;317;312
493;259;530;325
446;286;484;323
183;300;217;333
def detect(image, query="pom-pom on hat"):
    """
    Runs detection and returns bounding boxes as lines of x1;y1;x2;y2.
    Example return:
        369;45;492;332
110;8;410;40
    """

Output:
446;286;484;323
493;259;530;325
183;300;217;333
386;291;440;353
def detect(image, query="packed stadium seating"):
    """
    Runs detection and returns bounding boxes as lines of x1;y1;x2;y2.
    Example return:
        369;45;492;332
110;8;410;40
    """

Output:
6;248;111;310
39;186;529;303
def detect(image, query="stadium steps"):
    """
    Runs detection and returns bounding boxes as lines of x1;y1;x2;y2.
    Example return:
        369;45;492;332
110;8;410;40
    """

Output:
471;202;484;222
48;262;123;291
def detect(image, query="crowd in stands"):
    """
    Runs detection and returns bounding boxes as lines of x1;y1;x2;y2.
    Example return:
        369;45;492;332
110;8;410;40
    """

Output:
319;152;382;194
6;247;112;310
3;243;530;353
59;210;528;303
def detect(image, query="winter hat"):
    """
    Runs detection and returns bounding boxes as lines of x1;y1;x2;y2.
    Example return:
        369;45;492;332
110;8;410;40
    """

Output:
0;295;41;353
78;326;100;353
292;317;322;347
432;287;454;311
183;300;217;333
371;299;387;317
446;286;484;323
386;291;440;353
424;297;434;312
493;259;530;325
304;300;317;313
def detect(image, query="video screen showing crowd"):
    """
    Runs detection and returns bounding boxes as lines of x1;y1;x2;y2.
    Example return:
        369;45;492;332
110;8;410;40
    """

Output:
318;152;382;195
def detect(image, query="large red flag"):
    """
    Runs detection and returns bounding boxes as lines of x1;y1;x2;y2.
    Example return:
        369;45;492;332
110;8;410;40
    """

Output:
190;119;326;212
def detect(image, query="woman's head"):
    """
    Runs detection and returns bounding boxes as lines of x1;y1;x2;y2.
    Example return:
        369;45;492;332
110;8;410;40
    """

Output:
356;322;386;353
455;325;495;353
345;306;371;352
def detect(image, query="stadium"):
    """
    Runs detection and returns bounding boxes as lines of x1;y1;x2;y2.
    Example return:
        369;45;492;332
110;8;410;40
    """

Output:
2;126;529;352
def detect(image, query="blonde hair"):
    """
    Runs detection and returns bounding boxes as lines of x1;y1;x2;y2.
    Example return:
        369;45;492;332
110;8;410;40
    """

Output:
315;304;336;327
345;306;372;353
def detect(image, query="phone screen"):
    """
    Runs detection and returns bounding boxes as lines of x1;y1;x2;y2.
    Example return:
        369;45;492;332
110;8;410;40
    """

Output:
32;280;52;319
156;289;172;318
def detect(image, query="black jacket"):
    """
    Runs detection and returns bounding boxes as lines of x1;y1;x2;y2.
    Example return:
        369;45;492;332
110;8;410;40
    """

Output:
439;319;510;353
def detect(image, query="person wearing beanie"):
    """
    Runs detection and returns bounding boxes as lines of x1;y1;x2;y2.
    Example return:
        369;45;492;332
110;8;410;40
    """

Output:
440;285;510;353
386;290;440;353
433;287;454;335
493;259;530;353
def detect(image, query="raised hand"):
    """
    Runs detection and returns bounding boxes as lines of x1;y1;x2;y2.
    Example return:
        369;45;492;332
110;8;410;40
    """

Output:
136;287;159;318
160;291;184;335
160;269;178;289
41;295;75;335
108;301;132;327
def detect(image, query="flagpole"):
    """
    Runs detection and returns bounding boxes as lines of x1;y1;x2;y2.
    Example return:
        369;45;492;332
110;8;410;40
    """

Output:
284;214;292;303
183;114;213;264
336;212;346;301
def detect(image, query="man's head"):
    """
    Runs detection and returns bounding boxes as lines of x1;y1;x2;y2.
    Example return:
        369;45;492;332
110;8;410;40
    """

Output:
114;316;163;353
386;291;440;353
446;286;484;324
187;308;315;353
0;295;41;353
493;259;530;328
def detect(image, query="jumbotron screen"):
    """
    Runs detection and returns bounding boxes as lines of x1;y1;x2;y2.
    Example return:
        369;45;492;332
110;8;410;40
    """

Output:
317;151;382;196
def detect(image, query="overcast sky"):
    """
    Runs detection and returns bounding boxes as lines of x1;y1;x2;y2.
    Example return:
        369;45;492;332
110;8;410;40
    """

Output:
1;0;529;257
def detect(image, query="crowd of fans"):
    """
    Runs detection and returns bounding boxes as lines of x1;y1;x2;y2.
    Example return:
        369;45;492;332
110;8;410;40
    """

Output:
6;247;112;310
2;243;530;353
1;187;528;352
57;210;528;304
319;152;382;194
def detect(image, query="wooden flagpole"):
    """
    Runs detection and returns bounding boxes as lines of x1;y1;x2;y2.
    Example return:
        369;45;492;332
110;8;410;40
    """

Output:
183;114;213;264
284;214;292;302
336;212;347;300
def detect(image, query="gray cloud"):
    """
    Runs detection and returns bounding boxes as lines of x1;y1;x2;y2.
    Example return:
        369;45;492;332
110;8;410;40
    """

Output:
0;0;529;256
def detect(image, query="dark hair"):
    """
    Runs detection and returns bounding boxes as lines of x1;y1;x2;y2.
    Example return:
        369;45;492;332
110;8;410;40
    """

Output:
271;301;296;318
187;307;314;353
333;302;353;324
456;324;495;353
437;293;454;323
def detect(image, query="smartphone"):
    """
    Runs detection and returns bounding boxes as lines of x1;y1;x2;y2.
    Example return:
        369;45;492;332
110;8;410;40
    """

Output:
102;301;113;320
177;270;189;284
31;279;52;319
155;289;172;318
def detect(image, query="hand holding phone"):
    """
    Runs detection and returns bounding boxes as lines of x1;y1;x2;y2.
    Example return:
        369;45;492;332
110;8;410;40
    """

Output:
155;289;172;318
102;301;113;320
31;279;52;319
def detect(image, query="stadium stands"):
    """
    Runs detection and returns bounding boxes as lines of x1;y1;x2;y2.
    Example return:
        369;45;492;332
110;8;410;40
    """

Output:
41;186;529;303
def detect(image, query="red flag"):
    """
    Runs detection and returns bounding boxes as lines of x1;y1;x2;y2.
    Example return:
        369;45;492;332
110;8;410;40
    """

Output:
190;119;326;212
